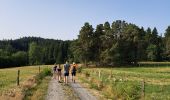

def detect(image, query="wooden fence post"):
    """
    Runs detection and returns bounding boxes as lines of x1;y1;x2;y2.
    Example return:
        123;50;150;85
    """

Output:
39;66;40;73
17;70;20;86
109;70;112;79
141;79;145;98
98;70;101;79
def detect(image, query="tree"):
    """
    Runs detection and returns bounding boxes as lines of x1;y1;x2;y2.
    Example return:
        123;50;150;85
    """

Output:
100;22;113;65
147;44;158;61
165;26;170;37
165;26;170;60
12;51;28;66
145;27;152;44
56;42;64;64
77;22;94;66
92;24;104;64
137;27;148;61
28;42;43;65
151;27;159;45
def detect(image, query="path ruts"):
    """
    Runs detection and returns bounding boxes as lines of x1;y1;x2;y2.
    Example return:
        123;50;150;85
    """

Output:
46;79;69;100
69;79;97;100
46;78;97;100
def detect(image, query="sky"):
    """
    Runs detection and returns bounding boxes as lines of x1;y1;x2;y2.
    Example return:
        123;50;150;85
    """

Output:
0;0;169;40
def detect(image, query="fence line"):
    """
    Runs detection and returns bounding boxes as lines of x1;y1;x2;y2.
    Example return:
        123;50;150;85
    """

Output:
84;69;147;98
16;66;44;86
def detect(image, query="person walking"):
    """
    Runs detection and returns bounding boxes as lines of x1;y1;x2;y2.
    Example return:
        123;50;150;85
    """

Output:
63;61;70;84
53;64;58;79
57;64;62;82
71;62;77;83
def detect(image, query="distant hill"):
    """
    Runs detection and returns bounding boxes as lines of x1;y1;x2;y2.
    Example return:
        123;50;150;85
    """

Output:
0;37;73;68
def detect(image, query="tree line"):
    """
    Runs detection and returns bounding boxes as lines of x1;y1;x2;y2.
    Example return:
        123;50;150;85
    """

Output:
0;37;72;68
71;20;170;66
0;20;170;68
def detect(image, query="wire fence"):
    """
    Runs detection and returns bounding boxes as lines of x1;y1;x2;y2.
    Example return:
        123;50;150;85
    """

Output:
80;68;170;99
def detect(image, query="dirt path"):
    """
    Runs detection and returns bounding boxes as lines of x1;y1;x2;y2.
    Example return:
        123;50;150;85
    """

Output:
46;79;71;100
69;79;98;100
46;78;97;100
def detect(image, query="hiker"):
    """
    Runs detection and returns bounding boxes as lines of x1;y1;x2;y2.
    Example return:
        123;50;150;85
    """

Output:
53;64;58;79
57;64;62;82
63;61;70;84
71;62;77;83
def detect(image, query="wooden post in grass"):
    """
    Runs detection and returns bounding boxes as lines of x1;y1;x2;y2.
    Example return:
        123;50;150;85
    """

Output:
98;70;101;79
39;66;40;73
109;70;112;79
17;70;20;86
141;79;145;98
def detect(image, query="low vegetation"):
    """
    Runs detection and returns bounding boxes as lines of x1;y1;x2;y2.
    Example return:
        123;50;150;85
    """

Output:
23;67;52;100
0;65;52;99
78;66;170;100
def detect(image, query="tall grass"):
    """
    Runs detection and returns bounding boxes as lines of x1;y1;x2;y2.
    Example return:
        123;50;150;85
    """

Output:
78;66;170;100
23;67;52;100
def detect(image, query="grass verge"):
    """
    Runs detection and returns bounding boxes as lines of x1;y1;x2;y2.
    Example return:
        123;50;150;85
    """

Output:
23;67;52;100
78;66;170;100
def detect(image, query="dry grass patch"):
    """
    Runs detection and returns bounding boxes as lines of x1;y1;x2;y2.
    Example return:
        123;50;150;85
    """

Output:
0;65;53;99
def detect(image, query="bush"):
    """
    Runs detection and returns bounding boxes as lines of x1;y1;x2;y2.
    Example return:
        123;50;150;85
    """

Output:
77;66;83;73
85;71;90;77
42;68;52;76
35;67;52;83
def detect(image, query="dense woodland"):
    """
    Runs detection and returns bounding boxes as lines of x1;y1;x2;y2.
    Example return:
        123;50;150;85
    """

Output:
0;37;72;68
1;20;170;68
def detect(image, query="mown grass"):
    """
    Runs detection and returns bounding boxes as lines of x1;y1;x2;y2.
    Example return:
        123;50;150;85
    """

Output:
0;65;53;96
78;66;170;100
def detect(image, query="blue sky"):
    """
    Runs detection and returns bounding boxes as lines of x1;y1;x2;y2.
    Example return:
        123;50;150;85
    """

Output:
0;0;169;40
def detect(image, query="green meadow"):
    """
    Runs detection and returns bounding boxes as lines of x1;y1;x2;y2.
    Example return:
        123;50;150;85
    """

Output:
78;66;170;100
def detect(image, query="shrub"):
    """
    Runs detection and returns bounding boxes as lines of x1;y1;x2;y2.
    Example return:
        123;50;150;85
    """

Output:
42;68;52;76
85;71;90;77
35;67;52;83
77;66;83;73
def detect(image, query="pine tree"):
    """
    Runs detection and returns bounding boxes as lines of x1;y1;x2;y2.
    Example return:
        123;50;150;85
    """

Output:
78;22;94;66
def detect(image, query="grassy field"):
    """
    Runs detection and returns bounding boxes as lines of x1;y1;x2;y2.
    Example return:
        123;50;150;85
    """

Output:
78;66;170;100
0;65;53;98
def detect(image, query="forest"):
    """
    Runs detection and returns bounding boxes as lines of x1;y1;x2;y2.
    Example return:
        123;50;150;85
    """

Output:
0;20;170;68
0;37;72;68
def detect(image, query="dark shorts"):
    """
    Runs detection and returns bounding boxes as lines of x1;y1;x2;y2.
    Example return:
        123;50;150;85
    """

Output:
64;72;69;76
72;72;76;76
57;69;61;72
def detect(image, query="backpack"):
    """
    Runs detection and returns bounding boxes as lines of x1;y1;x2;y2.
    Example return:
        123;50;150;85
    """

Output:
72;64;77;72
53;66;57;71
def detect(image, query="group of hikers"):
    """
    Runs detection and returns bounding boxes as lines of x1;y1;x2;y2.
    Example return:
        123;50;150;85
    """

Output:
53;61;78;84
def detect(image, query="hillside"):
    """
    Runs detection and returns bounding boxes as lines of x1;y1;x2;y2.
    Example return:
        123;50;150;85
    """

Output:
0;37;73;68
